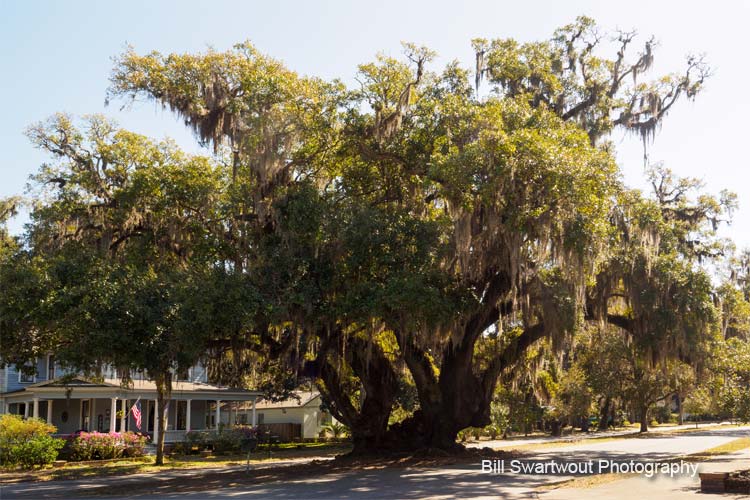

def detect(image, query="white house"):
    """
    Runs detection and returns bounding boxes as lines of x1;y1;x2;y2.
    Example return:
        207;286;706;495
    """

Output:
0;356;261;443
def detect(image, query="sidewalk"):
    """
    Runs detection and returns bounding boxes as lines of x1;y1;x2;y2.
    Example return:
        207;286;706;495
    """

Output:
539;449;750;500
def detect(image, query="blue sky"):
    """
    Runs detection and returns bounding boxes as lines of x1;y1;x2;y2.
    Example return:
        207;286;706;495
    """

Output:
2;0;748;246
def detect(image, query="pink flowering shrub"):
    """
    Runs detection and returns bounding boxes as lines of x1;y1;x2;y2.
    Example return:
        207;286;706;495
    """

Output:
66;431;148;461
121;432;148;457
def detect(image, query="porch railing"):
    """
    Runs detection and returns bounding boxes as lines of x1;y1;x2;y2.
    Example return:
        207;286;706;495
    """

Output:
164;430;187;442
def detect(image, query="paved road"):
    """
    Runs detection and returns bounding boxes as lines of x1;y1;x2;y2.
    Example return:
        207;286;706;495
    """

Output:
3;426;749;499
465;422;732;449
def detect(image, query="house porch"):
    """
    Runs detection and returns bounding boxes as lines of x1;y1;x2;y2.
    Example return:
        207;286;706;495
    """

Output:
2;378;261;443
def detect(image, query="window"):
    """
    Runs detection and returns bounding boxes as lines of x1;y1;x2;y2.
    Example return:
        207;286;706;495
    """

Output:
176;401;187;430
192;365;207;382
257;413;265;425
176;367;190;381
81;400;91;431
47;355;55;380
18;363;35;383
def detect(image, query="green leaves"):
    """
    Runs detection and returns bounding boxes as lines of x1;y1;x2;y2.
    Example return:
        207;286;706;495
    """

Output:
2;23;734;448
475;16;710;145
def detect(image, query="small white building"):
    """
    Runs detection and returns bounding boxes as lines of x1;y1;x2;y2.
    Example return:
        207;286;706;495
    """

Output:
252;391;335;440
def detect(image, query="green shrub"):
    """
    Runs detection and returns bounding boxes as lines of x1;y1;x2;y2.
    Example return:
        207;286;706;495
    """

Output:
485;424;501;440
185;426;258;453
653;405;673;424
0;415;65;468
457;429;467;442
212;430;240;453
186;430;208;449
321;423;349;440
171;441;189;455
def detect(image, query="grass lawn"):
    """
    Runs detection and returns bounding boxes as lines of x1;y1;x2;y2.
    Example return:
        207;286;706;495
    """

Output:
687;436;750;460
0;442;352;484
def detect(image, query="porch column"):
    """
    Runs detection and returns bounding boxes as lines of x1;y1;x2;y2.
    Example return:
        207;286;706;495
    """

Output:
215;400;221;429
153;399;159;444
109;397;117;433
47;399;53;423
185;400;191;432
252;398;257;427
120;399;127;432
32;398;40;419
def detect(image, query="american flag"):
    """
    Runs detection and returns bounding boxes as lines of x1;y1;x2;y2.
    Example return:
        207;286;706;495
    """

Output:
130;398;142;430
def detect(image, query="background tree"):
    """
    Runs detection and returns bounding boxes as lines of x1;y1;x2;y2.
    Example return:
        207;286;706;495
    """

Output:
585;166;730;431
1;115;236;464
713;337;750;423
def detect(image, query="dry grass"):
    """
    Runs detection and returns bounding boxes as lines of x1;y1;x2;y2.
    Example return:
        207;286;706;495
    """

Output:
686;437;750;461
0;444;351;484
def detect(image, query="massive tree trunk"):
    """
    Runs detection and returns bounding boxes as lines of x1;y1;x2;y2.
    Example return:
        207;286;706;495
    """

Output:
389;343;493;450
316;334;399;454
385;321;547;451
316;271;547;453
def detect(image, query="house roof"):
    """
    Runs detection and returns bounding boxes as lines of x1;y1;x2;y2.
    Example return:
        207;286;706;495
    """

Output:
253;391;321;410
24;377;242;392
2;377;262;400
26;377;109;388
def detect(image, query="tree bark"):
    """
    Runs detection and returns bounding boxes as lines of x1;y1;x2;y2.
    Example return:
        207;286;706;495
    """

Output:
384;322;546;451
550;419;562;437
598;397;611;431
639;405;649;433
316;334;398;454
386;331;488;451
153;372;172;466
